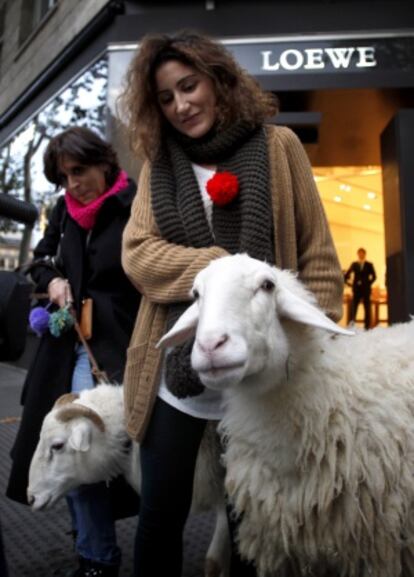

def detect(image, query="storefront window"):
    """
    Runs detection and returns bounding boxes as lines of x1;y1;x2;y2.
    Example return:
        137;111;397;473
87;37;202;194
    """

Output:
19;0;58;45
315;165;387;327
0;56;108;269
107;47;139;180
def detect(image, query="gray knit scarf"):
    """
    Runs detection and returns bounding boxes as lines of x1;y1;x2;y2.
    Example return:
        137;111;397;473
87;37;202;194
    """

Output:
151;122;275;398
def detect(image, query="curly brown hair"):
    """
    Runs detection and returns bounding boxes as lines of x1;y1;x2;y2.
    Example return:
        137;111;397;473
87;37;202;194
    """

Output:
118;30;278;160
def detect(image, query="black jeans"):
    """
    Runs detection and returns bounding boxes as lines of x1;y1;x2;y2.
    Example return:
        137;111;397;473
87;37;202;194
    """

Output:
351;288;371;329
134;397;256;577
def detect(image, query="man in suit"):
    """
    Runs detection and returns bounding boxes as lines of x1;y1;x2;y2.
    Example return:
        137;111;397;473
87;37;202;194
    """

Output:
345;248;376;329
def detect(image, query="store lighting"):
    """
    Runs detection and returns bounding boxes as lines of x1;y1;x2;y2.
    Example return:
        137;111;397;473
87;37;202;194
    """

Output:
367;191;377;199
360;168;381;176
333;195;342;202
363;204;372;210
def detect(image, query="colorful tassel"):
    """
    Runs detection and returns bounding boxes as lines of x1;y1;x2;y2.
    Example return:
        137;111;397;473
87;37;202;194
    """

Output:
29;306;51;336
48;306;75;337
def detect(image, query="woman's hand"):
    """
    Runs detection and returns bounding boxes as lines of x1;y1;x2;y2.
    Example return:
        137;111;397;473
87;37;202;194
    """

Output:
47;277;73;308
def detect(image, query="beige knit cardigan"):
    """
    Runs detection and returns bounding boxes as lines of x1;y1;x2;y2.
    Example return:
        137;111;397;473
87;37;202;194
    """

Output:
122;125;344;442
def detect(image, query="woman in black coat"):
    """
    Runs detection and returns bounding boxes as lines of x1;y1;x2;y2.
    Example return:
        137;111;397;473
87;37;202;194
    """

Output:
6;127;140;577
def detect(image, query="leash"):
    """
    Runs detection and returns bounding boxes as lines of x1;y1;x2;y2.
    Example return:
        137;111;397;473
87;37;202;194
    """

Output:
22;259;111;384
69;308;111;384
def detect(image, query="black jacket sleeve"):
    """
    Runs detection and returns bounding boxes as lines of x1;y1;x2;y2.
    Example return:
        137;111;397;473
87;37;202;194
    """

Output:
344;262;355;284
368;262;377;285
30;197;66;291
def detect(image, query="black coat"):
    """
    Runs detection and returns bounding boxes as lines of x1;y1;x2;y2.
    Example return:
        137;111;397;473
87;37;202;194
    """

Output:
7;180;141;511
344;260;376;294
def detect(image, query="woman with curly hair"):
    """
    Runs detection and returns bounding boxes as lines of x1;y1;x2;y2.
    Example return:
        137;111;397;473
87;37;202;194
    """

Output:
120;30;343;577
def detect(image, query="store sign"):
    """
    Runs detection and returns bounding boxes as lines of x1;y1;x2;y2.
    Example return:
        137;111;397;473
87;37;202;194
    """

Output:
261;46;377;72
227;36;414;77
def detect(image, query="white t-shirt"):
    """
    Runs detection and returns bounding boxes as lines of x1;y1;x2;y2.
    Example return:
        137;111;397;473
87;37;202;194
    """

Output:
157;163;225;420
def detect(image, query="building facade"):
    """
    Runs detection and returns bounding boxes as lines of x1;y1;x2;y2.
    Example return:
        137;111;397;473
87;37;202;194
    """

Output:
0;0;413;322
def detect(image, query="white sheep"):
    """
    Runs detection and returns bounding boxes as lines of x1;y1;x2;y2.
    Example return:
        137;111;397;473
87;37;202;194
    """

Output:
158;253;414;577
28;383;230;577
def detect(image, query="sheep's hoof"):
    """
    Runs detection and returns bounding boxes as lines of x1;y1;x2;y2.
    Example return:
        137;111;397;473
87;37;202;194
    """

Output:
205;557;222;577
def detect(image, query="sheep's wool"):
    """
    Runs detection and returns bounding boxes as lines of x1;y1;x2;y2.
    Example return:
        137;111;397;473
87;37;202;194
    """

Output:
28;383;229;573
220;321;414;577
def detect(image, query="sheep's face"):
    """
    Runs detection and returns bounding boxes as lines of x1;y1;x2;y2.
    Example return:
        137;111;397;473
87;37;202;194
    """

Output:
190;258;290;392
158;254;353;392
27;411;104;510
159;255;292;392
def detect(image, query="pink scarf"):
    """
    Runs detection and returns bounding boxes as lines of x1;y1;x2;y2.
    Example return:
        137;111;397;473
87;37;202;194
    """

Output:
65;170;128;230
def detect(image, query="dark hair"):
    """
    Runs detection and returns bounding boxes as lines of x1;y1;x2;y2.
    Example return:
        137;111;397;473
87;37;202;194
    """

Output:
43;126;121;188
119;30;278;160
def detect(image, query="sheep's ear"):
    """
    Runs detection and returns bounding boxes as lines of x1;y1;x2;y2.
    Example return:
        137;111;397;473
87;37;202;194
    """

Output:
157;302;199;349
277;288;354;336
68;421;92;452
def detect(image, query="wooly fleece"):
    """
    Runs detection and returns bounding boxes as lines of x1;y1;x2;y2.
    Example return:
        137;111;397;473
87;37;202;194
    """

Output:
156;253;414;577
221;319;414;577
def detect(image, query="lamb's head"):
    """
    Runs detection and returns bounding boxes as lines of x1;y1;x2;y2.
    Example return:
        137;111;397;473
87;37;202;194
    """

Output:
27;394;107;511
159;254;352;393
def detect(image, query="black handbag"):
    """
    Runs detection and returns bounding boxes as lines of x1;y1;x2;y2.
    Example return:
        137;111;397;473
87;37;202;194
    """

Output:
0;270;33;361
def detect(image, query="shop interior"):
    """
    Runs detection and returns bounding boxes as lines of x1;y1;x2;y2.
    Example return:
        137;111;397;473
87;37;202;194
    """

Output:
314;164;385;327
277;86;414;328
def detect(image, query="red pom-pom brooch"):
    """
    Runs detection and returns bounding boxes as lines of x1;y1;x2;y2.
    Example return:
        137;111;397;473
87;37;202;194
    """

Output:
206;171;239;206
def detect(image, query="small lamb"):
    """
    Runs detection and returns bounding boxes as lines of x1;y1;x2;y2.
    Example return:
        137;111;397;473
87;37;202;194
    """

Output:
159;253;414;577
28;384;230;577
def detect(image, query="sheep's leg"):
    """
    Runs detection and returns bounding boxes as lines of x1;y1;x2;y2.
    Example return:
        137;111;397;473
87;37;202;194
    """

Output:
205;501;230;577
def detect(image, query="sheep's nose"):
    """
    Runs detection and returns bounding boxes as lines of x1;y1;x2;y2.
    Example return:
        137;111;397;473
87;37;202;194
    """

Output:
27;494;35;506
198;333;229;354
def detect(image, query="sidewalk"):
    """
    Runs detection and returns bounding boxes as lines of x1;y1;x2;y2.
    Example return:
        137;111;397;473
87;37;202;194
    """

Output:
0;363;214;577
0;363;25;421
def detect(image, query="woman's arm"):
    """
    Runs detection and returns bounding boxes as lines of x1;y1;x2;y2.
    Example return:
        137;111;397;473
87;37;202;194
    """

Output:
280;127;344;321
122;162;228;304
